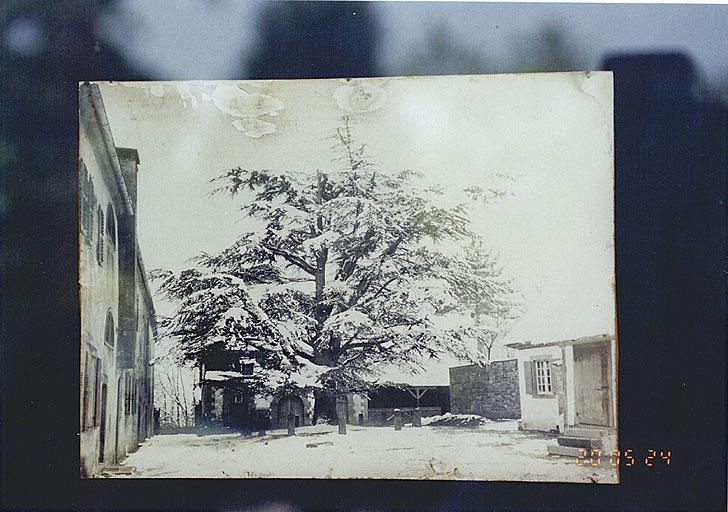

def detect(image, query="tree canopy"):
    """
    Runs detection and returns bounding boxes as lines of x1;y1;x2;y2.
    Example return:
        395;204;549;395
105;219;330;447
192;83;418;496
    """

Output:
154;117;518;396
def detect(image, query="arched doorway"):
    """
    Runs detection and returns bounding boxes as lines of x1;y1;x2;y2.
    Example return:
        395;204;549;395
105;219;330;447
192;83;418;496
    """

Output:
277;395;304;428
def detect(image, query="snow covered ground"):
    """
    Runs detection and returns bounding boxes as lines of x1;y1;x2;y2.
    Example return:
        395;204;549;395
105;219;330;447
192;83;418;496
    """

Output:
118;421;618;483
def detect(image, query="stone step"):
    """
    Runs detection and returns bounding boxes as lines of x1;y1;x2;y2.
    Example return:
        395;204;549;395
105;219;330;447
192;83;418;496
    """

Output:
557;436;602;449
547;444;585;458
564;427;608;439
99;464;136;475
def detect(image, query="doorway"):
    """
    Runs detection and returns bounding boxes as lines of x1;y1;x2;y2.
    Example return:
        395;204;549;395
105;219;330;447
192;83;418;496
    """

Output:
98;383;107;462
278;395;304;427
114;374;122;463
574;343;611;426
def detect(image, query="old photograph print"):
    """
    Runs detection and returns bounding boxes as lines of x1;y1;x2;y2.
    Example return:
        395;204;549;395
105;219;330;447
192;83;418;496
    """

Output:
79;73;616;482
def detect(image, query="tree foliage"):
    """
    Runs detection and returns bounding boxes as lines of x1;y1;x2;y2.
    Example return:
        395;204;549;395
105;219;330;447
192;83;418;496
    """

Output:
155;117;518;394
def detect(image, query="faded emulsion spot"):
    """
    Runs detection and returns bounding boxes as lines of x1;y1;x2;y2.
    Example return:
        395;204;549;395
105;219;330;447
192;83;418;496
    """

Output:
212;83;284;138
334;80;386;114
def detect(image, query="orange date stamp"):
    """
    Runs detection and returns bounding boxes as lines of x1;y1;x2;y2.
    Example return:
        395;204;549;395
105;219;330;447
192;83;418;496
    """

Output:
576;449;671;467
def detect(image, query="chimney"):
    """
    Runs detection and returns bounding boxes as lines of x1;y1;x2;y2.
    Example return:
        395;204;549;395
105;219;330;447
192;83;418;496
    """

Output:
116;147;140;214
115;147;140;370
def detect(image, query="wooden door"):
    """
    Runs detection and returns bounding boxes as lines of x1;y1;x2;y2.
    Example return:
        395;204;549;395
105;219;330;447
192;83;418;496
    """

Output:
278;396;304;427
574;345;610;426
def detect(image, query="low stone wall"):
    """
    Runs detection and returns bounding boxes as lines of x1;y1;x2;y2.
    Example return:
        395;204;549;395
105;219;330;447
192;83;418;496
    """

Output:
449;359;521;420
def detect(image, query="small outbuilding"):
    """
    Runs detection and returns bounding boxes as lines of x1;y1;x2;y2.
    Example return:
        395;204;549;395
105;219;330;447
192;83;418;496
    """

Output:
507;334;617;454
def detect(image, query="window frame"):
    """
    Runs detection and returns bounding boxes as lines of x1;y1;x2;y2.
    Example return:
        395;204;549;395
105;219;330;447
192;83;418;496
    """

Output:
92;357;101;427
104;310;115;348
82;352;89;431
533;359;554;396
106;203;116;248
96;206;105;265
79;159;96;245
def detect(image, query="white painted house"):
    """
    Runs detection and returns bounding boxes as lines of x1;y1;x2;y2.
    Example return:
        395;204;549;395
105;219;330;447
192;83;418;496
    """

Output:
507;334;617;455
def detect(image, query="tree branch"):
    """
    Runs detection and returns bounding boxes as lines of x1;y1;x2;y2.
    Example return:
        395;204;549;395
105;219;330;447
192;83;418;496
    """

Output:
264;244;316;275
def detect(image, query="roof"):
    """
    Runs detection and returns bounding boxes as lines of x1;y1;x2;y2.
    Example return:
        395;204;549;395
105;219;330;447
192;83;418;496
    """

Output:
449;357;517;371
79;82;135;217
505;333;614;351
135;249;158;338
116;147;140;164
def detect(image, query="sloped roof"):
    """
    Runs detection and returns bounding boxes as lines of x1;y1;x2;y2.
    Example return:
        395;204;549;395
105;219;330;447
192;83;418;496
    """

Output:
505;333;614;351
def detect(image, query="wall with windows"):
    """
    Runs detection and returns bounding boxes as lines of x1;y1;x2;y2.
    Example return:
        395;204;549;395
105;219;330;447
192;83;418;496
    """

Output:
515;344;565;432
79;107;123;475
79;84;157;477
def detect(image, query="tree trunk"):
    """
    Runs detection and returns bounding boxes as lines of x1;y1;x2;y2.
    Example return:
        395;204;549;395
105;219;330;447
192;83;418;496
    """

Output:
312;389;336;424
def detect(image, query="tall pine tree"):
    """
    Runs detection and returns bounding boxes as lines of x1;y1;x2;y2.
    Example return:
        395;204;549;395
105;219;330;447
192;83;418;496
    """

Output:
154;117;518;418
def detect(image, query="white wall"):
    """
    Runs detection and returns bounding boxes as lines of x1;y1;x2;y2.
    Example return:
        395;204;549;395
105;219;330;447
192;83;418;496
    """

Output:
79;124;122;474
564;344;576;426
516;345;563;432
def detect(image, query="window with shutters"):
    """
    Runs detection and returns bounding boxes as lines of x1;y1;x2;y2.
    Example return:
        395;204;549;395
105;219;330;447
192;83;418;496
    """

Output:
96;206;104;265
125;374;131;416
534;359;553;395
106;204;116;248
79;160;96;245
104;311;115;348
92;357;101;427
82;352;89;430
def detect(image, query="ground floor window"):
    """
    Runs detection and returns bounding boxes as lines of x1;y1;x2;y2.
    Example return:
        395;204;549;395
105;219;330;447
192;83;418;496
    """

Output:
82;353;89;430
534;360;553;395
92;357;101;427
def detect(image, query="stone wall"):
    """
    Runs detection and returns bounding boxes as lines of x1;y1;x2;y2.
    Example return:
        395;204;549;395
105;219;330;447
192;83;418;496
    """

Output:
346;392;368;425
449;359;521;420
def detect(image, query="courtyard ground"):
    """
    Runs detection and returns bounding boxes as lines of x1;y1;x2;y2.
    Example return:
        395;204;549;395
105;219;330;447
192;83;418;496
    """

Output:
116;420;618;483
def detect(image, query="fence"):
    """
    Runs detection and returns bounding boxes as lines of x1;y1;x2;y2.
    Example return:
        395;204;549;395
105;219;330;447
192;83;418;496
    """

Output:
368;407;441;426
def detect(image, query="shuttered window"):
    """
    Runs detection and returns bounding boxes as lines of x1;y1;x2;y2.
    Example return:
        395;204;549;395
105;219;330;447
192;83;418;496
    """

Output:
92;357;101;427
104;311;115;348
82;352;89;430
524;358;554;396
534;360;553;394
79;160;96;245
96;206;104;265
106;204;116;248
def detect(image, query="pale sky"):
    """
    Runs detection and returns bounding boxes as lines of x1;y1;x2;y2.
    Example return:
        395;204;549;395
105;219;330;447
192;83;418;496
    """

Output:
98;74;615;382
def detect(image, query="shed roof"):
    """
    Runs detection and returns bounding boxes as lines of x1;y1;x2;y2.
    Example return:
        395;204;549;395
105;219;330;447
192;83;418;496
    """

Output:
505;333;614;351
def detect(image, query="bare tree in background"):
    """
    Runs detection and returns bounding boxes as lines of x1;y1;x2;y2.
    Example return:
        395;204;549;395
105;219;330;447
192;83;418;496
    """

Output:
156;362;194;428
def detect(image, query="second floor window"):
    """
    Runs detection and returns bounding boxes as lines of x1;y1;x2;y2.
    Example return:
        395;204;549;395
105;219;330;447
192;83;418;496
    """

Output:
104;311;115;348
106;204;116;248
96;206;104;265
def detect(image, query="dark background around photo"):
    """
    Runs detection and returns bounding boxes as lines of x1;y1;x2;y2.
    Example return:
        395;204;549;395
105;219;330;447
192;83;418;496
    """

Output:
0;1;726;510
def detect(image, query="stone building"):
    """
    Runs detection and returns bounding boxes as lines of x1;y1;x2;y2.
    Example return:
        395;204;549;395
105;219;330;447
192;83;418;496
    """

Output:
194;348;371;431
449;359;521;420
195;349;270;432
79;83;157;477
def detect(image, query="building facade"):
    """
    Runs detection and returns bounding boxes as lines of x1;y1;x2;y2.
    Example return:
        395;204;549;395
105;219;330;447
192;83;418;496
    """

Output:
79;83;157;477
194;349;373;431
